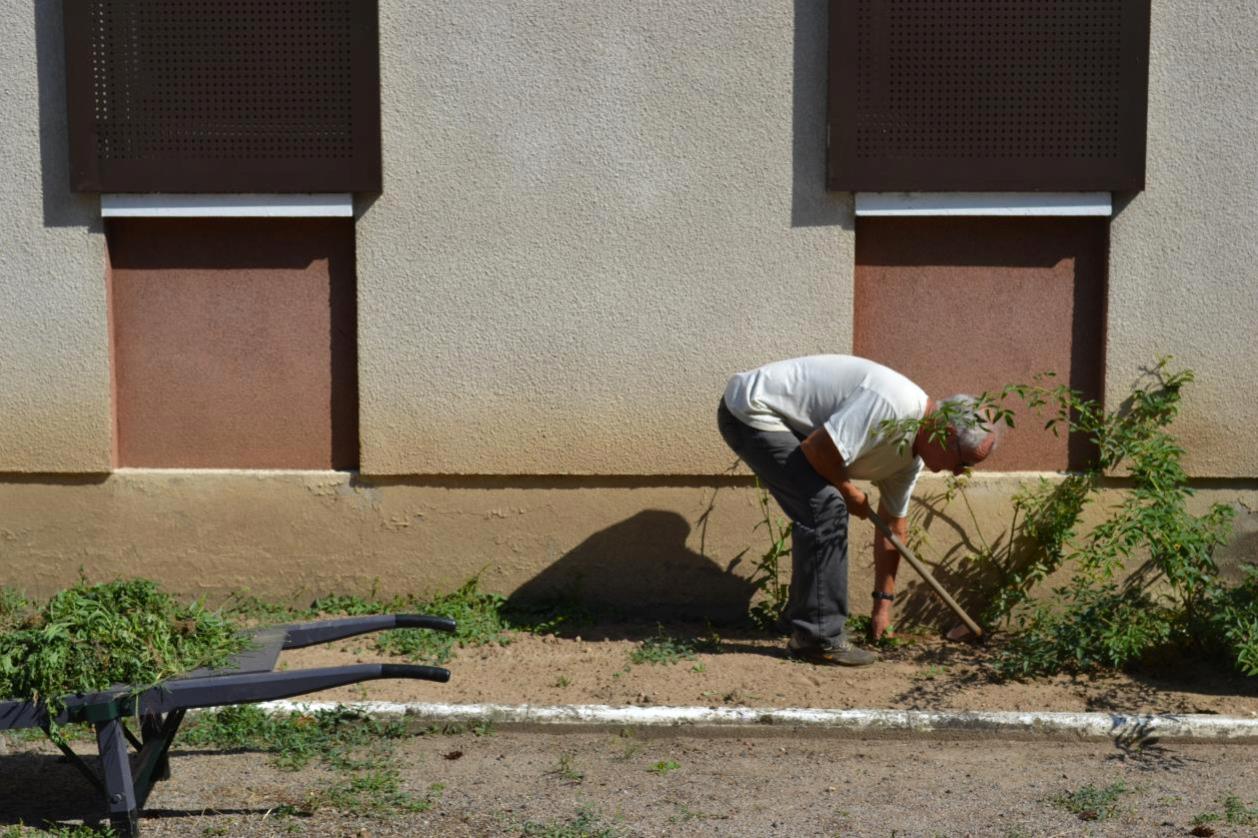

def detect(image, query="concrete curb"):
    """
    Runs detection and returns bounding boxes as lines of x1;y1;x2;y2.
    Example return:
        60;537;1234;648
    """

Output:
258;701;1258;742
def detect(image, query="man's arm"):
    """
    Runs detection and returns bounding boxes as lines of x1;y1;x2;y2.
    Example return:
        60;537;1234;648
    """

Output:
799;428;873;520
872;498;908;639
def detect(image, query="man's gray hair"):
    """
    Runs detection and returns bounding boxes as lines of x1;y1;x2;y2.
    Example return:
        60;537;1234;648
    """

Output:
938;394;999;458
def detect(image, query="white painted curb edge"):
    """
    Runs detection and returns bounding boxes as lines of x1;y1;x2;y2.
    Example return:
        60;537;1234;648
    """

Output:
255;701;1258;741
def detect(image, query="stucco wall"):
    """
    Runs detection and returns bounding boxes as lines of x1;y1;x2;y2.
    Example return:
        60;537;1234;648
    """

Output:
358;0;853;476
1107;0;1258;478
0;2;111;472
2;471;1252;627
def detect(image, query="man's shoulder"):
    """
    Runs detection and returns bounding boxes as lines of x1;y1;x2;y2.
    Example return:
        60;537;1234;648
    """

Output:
859;362;928;417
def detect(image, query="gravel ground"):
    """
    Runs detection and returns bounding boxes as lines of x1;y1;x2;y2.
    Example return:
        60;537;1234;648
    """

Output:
4;727;1258;837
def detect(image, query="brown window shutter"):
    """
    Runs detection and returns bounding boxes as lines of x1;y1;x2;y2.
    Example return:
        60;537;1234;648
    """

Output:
828;0;1150;192
65;0;381;193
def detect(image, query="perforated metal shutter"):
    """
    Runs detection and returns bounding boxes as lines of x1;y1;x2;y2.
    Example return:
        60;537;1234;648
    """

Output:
64;0;381;193
828;0;1150;192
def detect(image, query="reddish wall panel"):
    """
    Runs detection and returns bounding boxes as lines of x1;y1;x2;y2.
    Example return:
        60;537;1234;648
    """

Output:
854;217;1107;471
108;219;358;469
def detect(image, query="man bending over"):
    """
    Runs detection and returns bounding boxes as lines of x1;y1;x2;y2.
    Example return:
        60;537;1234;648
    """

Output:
717;355;998;666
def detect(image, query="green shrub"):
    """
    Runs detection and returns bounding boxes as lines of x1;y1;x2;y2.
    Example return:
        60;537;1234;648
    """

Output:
885;358;1252;678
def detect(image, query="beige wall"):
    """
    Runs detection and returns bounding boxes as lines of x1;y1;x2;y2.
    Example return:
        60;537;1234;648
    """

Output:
2;471;1252;627
0;2;111;471
357;0;853;476
0;1;1254;610
1107;0;1258;478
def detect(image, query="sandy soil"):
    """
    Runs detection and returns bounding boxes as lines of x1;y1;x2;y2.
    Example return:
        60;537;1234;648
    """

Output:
280;621;1258;716
5;730;1258;836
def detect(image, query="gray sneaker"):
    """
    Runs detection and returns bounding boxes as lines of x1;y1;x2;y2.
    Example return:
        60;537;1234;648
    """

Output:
787;634;877;667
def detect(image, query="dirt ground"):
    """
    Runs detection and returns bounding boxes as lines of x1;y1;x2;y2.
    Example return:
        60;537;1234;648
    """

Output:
281;621;1258;716
4;729;1258;836
3;622;1256;836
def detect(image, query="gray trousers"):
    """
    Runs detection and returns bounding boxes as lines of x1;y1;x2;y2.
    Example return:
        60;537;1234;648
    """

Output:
717;399;851;645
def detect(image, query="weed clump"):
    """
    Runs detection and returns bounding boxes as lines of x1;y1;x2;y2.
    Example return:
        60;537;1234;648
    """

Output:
182;704;440;815
1051;781;1127;821
629;627;697;666
0;578;247;718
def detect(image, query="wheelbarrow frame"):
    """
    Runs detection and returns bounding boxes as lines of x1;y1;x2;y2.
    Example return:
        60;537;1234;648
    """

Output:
0;614;456;836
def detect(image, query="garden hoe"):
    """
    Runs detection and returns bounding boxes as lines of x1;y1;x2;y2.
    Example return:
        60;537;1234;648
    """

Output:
866;509;983;641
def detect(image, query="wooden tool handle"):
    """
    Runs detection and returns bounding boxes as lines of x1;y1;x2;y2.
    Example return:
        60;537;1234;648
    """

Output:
866;509;983;639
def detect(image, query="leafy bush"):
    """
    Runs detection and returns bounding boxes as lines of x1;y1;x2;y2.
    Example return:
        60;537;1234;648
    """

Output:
987;361;1248;677
887;358;1252;678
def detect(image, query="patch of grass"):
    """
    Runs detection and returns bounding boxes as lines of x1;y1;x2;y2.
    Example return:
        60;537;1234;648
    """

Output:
316;772;443;817
182;705;445;818
520;805;620;838
1;826;117;838
548;752;584;784
629;627;696;666
0;578;248;731
181;704;408;771
374;578;512;664
648;759;680;776
1193;793;1258;827
1050;781;1127;821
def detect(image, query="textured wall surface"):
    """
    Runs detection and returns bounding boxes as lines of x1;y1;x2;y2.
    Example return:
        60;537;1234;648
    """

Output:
0;2;110;471
358;1;853;475
1;471;1252;626
1107;0;1258;477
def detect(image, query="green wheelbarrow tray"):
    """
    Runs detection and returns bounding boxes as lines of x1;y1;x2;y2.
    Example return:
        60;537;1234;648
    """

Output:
0;614;456;837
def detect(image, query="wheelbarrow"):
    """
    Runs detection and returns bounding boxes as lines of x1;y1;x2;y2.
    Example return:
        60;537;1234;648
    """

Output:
0;614;456;836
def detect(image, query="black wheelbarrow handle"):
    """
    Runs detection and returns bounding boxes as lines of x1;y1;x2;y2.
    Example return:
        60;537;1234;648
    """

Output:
281;614;457;649
141;662;449;714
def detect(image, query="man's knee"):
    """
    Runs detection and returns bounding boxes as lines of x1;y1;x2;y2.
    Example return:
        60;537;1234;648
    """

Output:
806;485;849;542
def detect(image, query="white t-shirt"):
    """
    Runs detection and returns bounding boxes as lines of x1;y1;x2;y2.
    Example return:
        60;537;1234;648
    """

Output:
723;355;927;517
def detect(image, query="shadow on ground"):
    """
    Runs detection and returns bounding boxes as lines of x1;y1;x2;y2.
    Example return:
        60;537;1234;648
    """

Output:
0;748;276;831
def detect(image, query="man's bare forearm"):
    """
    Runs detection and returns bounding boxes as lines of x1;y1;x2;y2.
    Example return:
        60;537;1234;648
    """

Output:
800;428;870;518
873;504;908;595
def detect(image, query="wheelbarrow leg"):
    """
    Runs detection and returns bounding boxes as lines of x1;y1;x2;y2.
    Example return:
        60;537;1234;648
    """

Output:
95;717;140;837
141;714;171;781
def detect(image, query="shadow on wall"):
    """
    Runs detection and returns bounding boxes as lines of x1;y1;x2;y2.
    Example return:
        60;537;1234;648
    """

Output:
33;0;98;230
507;510;757;625
892;484;1041;632
792;0;851;230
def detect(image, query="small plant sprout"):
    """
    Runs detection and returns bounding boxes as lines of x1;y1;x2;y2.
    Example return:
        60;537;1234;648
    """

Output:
648;759;681;776
548;752;584;784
